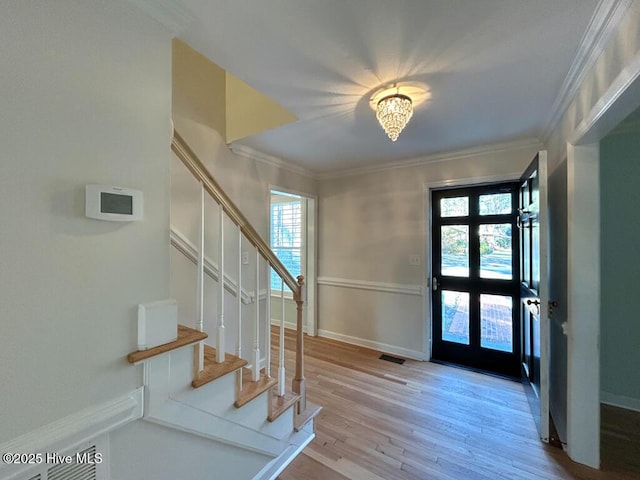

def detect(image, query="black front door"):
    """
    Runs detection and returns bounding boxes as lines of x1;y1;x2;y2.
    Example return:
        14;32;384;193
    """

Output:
431;183;520;377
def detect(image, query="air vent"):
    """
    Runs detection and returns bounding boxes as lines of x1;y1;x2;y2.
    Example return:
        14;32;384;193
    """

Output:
47;445;97;480
379;353;405;364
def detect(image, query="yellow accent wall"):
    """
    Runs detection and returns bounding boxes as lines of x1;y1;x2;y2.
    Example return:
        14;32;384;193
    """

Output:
172;39;296;144
172;38;227;138
225;72;297;143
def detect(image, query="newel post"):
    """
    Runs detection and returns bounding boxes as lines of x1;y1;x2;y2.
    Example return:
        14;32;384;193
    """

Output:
292;275;306;413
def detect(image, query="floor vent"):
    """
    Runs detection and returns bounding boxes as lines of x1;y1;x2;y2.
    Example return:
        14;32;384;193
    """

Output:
379;354;405;364
47;445;97;480
18;441;104;480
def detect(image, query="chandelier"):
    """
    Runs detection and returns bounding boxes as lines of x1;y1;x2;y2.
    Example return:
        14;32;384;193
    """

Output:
376;93;413;141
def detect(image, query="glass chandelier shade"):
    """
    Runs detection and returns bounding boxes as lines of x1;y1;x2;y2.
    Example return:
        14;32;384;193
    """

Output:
376;93;413;141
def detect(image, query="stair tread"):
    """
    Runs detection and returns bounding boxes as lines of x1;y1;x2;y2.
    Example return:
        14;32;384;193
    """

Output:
268;391;300;422
294;400;322;432
127;324;207;364
234;371;277;408
192;345;248;388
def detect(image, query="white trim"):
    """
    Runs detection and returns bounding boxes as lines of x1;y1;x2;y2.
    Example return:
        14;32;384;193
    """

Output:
145;399;282;457
317;138;542;179
125;0;195;34
542;0;634;142
318;329;427;361
601;392;640;413
0;388;143;479
426;172;523;191
318;276;422;296
170;226;252;304
232;144;317;178
270;318;308;334
253;424;315;480
268;185;318;336
570;49;640;145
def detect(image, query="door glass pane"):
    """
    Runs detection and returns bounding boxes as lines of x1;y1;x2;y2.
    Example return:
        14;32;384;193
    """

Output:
441;225;469;277
440;197;468;217
442;291;469;345
481;294;513;352
479;193;511;215
480;223;512;279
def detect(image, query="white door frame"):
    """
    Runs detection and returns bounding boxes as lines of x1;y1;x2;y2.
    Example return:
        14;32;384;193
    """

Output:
563;53;640;469
268;185;318;336
423;172;524;361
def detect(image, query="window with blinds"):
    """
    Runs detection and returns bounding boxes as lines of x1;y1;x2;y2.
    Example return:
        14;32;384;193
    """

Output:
270;191;303;292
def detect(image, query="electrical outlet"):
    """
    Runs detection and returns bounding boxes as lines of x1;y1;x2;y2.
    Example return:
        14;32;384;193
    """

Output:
409;254;421;266
242;251;249;265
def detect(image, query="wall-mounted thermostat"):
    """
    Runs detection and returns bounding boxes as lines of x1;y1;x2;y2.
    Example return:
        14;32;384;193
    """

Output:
85;184;143;221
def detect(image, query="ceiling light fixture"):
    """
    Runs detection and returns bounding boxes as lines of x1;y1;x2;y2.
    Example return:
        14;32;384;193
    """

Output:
376;93;413;141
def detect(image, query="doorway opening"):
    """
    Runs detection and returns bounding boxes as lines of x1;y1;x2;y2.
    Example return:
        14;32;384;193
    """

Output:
431;182;521;378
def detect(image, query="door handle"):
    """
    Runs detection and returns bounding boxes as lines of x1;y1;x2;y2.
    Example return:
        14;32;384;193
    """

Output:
432;277;438;291
526;298;540;315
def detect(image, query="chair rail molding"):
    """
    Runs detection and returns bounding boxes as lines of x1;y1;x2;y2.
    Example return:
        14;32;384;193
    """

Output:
317;276;422;296
0;388;143;479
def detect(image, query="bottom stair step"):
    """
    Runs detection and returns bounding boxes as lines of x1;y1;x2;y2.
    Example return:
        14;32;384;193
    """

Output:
268;391;300;422
235;369;277;408
294;400;322;432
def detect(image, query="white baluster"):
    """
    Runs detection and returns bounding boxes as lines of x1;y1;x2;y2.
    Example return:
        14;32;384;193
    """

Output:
216;206;225;363
278;282;286;396
237;226;243;388
196;181;205;372
265;262;271;378
252;250;261;382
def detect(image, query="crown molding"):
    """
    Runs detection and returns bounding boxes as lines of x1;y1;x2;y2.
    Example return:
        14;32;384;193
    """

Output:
125;0;195;34
541;0;634;142
230;143;318;179
316;138;543;180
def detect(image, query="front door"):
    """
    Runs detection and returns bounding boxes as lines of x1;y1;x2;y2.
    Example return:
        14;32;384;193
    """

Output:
518;152;550;442
431;183;520;378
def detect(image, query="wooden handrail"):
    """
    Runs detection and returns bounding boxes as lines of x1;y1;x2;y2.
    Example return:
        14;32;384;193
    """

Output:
172;130;307;417
171;131;300;296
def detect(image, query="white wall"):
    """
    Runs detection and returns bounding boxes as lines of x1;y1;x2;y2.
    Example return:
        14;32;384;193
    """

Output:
317;145;538;357
110;421;269;480
0;0;172;443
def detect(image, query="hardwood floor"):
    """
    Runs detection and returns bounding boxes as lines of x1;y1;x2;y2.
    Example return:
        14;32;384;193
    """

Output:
274;329;639;480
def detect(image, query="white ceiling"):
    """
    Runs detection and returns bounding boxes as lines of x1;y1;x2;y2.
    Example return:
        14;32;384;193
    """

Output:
170;0;602;174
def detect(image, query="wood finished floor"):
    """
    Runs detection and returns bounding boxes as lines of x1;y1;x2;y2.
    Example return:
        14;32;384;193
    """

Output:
274;329;639;480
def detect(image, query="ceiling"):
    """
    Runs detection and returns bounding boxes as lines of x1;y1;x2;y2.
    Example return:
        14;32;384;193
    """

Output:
170;0;603;174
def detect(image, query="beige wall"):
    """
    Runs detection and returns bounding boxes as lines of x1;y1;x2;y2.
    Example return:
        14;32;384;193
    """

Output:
317;145;538;356
0;0;172;442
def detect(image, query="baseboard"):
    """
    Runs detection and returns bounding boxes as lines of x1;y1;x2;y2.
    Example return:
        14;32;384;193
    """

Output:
0;388;143;480
601;391;640;412
270;318;309;334
317;329;426;361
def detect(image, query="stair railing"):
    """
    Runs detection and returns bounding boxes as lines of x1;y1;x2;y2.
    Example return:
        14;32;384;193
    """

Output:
171;131;306;412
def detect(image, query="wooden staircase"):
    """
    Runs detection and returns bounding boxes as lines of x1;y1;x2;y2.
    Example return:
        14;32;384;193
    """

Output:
127;325;318;436
125;131;320;475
